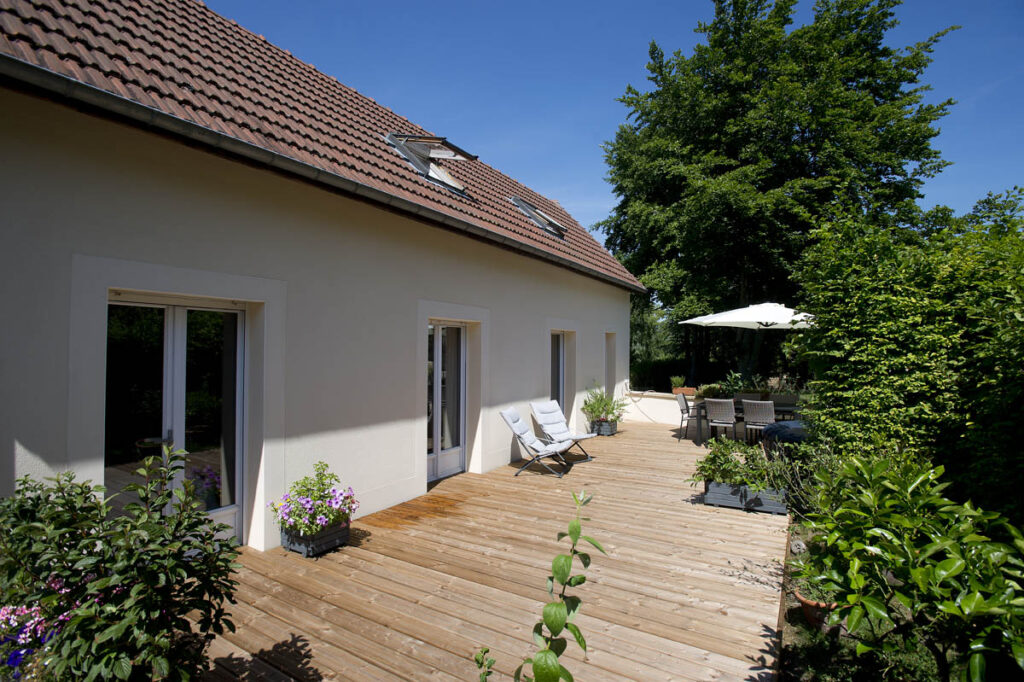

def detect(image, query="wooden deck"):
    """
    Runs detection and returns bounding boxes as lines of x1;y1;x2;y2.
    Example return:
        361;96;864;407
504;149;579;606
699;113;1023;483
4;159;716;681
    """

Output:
204;422;789;681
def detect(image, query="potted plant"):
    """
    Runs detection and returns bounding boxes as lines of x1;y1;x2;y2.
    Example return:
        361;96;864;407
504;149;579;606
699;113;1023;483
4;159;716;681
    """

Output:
670;376;692;396
688;439;787;514
581;388;629;436
187;464;221;510
694;383;728;400
269;461;359;557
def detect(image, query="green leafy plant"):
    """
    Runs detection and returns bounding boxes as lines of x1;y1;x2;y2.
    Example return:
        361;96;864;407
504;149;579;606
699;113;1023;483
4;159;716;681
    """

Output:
792;456;1024;681
694;383;728;400
0;447;238;680
476;491;606;682
580;388;628;423
268;461;358;537
670;375;686;389
689;438;755;486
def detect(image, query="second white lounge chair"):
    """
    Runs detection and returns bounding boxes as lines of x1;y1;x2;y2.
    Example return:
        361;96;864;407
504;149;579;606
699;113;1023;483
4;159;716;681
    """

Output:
530;400;596;462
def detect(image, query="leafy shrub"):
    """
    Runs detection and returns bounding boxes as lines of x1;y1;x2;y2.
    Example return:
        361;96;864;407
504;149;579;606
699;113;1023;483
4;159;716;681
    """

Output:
794;191;1024;523
694;383;728;399
580;388;628;423
476;491;605;682
0;448;238;680
791;456;1024;681
689;438;759;486
268;461;358;537
669;375;686;388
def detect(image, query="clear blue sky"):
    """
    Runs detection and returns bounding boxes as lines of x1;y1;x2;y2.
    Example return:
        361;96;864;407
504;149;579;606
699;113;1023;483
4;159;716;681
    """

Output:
204;0;1022;234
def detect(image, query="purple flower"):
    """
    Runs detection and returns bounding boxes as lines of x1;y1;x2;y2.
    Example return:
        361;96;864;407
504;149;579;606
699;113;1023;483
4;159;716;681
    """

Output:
316;515;328;526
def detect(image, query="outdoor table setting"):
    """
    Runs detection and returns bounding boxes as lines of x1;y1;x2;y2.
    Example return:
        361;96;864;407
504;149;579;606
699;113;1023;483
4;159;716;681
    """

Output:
692;398;801;443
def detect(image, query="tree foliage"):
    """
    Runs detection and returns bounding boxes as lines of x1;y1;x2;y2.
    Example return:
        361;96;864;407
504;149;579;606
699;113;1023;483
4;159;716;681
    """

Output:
601;0;953;351
794;188;1024;522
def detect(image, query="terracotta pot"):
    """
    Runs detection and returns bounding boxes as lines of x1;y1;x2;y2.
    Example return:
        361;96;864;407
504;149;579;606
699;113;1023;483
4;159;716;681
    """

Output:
672;386;697;396
793;588;838;630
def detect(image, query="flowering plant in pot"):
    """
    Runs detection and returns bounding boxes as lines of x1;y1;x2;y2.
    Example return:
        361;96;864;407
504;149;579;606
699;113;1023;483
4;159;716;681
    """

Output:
581;388;629;436
269;461;359;558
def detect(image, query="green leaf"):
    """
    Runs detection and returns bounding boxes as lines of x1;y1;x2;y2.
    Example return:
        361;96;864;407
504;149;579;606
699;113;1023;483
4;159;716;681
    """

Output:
855;642;875;656
113;656;132;680
846;604;865;633
532;649;561;682
565;622;586;651
543;601;567;636
532;622;546;648
567;575;586;587
552;554;572;585
935;557;966;582
860;595;892;624
969;652;986;682
153;656;170;678
559;664;574;681
581;536;606;554
1011;642;1024;670
97;619;131;644
576;552;591;569
549;637;567;657
567;519;581;543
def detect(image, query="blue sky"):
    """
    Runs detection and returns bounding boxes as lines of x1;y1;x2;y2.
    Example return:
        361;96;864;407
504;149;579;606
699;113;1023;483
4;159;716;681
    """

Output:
204;0;1023;234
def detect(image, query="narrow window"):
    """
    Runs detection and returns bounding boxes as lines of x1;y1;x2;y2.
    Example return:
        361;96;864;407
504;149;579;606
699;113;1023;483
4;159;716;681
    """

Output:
551;332;565;410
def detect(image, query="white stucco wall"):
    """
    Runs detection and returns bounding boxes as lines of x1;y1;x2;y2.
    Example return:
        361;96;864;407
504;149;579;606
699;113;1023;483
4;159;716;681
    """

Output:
0;88;631;549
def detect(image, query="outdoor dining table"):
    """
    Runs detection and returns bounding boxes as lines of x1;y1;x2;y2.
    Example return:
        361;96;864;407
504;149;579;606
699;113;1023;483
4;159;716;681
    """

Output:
693;399;800;444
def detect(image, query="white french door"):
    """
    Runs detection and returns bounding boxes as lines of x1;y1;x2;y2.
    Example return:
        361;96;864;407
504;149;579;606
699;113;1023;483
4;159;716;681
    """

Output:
104;296;244;538
427;323;466;482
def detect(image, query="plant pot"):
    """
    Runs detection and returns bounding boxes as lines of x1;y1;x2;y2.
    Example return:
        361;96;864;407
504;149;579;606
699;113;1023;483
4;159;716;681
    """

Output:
590;420;617;436
702;482;788;515
201;490;220;511
672;387;697;396
793;588;839;631
280;521;350;558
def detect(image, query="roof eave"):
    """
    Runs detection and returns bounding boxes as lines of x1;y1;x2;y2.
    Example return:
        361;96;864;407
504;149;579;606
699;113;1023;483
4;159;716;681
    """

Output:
0;54;646;295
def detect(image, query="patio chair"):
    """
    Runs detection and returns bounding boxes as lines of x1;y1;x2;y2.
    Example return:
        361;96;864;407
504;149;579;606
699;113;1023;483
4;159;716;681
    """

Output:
676;394;691;442
530;400;595;462
741;400;776;442
705;398;738;440
500;407;574;477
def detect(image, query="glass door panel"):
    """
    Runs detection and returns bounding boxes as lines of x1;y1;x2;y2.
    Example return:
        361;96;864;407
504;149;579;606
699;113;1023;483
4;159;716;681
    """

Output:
440;326;462;451
551;332;564;410
427;325;434;453
184;310;238;512
104;305;166;515
427;323;466;482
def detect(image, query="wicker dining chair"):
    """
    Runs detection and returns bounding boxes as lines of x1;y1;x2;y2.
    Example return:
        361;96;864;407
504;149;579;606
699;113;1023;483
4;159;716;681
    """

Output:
741;400;776;442
704;398;738;440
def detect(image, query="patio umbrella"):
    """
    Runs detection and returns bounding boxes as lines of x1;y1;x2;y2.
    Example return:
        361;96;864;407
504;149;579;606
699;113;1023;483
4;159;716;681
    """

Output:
680;302;812;330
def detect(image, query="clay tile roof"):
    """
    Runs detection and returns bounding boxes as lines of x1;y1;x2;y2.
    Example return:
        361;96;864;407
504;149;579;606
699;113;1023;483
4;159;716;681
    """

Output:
0;0;643;292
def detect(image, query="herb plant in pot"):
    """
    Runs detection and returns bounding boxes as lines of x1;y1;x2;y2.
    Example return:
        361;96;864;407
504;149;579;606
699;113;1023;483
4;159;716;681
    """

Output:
270;461;359;557
670;376;695;396
581;388;629;436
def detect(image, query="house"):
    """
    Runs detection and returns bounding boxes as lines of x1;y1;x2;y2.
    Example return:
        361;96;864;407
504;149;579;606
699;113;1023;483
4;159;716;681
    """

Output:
0;0;643;549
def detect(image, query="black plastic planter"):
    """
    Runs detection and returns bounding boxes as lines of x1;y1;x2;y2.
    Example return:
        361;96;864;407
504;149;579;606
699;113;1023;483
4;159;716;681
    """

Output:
703;482;787;515
280;522;350;558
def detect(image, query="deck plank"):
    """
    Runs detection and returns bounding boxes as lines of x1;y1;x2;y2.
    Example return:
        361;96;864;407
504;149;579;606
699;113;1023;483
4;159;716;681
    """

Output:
203;421;788;681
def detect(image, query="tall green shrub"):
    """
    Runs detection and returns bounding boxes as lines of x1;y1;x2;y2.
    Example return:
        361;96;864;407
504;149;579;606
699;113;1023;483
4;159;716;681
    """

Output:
794;189;1024;522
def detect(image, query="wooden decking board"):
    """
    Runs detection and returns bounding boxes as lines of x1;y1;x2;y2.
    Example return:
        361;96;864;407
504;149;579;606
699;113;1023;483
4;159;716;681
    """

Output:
204;422;787;681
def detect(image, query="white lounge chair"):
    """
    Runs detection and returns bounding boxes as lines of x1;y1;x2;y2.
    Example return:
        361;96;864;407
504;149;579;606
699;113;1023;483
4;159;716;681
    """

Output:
500;407;574;477
530;400;596;462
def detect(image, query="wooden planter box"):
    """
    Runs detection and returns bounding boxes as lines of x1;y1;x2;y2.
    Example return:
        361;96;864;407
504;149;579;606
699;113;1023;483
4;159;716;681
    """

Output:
280;522;350;558
590;420;618;436
703;482;787;515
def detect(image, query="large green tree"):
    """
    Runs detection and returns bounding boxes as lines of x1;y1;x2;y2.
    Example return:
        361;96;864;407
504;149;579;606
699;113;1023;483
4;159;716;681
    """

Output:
601;0;953;351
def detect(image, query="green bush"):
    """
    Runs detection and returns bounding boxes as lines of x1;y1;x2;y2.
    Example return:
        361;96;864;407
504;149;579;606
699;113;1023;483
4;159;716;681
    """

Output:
669;375;686;389
794;190;1024;523
0;448;238;680
580;388;628;423
791;456;1024;681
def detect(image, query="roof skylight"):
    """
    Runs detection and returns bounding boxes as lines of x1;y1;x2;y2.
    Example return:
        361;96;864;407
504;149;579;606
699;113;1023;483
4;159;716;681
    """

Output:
386;133;475;192
511;196;567;237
